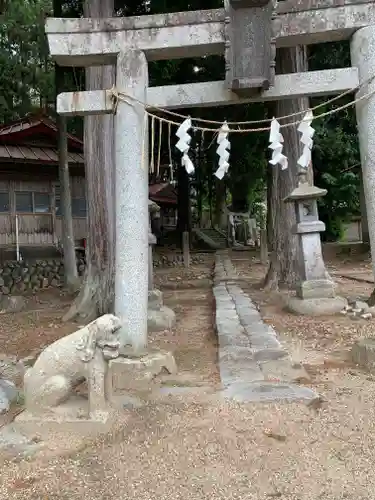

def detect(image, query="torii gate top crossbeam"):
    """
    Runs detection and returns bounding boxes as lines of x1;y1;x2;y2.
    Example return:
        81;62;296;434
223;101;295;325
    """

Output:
46;1;375;67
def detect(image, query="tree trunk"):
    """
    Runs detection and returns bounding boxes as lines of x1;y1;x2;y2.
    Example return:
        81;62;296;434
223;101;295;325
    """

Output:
264;46;310;290
63;0;115;322
53;0;78;290
213;180;226;229
57;113;79;289
176;166;191;234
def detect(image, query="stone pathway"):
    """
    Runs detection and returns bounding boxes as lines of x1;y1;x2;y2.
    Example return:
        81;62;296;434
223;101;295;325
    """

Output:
213;252;318;403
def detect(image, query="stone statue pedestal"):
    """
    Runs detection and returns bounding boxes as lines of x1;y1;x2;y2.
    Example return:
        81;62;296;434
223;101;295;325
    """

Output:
285;295;347;317
284;171;347;316
107;348;177;403
14;396;116;436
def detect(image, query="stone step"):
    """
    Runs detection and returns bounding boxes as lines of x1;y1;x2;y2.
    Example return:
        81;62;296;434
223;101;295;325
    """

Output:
194;229;227;250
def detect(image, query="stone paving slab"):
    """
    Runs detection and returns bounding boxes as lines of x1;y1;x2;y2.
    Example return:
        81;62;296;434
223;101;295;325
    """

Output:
221;381;318;403
213;251;317;403
219;364;264;387
260;359;310;384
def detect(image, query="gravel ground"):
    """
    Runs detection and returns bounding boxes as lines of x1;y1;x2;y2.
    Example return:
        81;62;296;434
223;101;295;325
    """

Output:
2;253;375;499
2;368;375;500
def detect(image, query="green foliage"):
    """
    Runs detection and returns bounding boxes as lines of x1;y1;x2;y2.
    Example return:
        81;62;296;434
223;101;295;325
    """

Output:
0;0;54;124
307;41;360;240
311;65;360;239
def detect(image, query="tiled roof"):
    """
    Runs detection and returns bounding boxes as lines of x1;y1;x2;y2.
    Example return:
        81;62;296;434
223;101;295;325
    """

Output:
149;182;177;205
0;144;83;164
0;114;83;148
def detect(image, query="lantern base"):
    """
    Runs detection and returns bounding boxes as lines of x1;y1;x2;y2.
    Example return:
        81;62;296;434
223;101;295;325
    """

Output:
285;296;347;317
296;279;336;300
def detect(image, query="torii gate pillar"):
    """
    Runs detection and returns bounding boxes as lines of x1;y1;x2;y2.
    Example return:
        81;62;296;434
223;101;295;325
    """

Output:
114;50;149;351
351;26;375;280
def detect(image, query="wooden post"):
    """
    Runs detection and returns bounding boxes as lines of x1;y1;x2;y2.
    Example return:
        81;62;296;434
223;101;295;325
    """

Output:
51;182;58;246
183;231;190;267
260;228;268;265
53;0;78;290
57;114;79;288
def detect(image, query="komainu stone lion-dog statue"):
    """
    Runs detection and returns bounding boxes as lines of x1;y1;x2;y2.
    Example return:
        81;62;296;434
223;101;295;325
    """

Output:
23;314;122;421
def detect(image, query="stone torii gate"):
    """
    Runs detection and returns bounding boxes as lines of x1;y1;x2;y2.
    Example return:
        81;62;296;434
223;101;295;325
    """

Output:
45;0;375;349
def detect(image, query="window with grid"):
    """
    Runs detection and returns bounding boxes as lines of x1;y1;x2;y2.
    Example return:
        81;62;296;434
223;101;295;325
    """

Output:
15;192;51;213
0;192;10;213
55;185;87;218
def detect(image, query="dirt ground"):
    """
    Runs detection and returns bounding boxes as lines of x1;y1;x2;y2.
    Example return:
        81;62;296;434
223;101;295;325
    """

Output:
2;250;375;499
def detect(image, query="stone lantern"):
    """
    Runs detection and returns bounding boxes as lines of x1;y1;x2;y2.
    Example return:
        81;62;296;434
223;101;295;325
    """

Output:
284;169;346;315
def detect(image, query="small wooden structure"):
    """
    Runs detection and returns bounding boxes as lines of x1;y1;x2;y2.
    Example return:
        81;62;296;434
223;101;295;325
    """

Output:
148;182;177;230
0;114;178;253
0;113;86;250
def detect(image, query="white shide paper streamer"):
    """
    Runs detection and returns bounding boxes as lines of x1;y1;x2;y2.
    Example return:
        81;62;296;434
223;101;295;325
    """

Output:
297;110;315;169
268;117;288;170
176;118;194;174
215;121;231;179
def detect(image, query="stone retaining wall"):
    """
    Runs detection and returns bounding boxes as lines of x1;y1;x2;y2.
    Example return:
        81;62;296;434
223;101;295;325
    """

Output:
0;258;86;296
153;253;206;267
0;252;209;296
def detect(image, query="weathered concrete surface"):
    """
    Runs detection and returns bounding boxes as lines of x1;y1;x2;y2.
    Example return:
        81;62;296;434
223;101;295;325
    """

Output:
148;289;164;310
0;379;17;414
351;26;375;290
46;2;375;65
296;278;336;300
57;68;359;114
286;296;348;316
147;289;176;332
0;425;42;460
14;397;116;436
214;252;238;283
351;337;375;370
148;306;176;332
277;0;371;15
46;13;224;66
148;68;359;108
221;381;318;403
108;349;177;395
114;51;149;350
275;1;375;47
0;295;27;313
213;252;317;403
